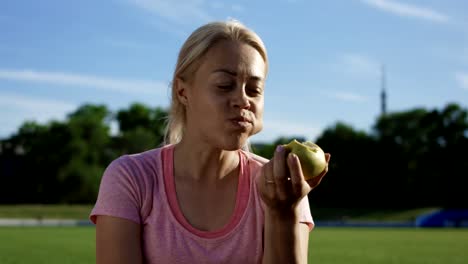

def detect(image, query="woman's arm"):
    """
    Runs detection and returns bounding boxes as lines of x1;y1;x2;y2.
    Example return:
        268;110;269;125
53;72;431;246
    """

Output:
96;215;143;264
257;146;329;264
263;210;310;264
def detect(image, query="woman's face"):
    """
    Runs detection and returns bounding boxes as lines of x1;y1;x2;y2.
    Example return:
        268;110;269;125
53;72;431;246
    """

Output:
180;40;266;150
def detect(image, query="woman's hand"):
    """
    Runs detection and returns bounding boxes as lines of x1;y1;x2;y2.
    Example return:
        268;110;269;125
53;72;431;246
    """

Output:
256;145;331;213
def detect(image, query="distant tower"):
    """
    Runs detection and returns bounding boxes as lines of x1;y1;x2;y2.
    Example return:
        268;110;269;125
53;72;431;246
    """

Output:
380;64;387;116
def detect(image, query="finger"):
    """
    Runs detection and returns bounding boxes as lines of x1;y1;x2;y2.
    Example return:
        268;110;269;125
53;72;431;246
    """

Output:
273;145;289;200
288;153;311;197
264;161;276;192
306;164;328;189
307;153;330;188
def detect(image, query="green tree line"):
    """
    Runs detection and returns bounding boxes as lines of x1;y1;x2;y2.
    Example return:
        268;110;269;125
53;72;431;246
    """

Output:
1;102;467;208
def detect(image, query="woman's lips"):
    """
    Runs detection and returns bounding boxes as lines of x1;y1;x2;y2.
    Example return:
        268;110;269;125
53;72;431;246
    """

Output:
229;117;252;129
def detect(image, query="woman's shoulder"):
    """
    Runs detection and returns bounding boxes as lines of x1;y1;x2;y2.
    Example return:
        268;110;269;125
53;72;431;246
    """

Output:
241;150;269;167
104;145;170;179
90;146;170;225
114;145;169;165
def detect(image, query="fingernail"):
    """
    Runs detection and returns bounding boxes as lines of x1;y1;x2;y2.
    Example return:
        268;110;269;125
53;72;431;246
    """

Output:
276;145;284;153
292;153;298;161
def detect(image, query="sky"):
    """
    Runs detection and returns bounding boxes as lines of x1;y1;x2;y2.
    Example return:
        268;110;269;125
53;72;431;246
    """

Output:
1;0;467;143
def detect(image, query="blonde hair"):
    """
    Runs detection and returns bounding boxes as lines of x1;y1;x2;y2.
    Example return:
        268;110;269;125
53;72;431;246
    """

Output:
163;19;268;148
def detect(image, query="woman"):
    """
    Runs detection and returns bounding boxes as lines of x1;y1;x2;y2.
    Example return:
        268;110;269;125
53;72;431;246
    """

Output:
90;19;330;264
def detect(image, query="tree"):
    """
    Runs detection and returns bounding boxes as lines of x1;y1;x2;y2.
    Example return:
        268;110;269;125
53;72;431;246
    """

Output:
373;103;468;208
311;122;379;208
0;121;52;203
114;103;167;155
57;104;112;203
1;101;466;207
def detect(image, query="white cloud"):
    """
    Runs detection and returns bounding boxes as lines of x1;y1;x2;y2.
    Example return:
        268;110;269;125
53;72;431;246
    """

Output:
128;0;213;25
0;92;77;138
0;92;75;112
455;72;468;90
252;118;322;142
340;53;381;76
0;69;167;95
127;0;244;36
361;0;450;23
320;90;369;103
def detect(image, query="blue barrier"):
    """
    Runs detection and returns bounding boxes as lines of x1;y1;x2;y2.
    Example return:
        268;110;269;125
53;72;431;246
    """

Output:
314;220;415;228
415;209;468;227
315;209;468;228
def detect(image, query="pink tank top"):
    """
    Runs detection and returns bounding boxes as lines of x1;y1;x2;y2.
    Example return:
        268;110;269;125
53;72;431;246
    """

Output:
90;144;313;263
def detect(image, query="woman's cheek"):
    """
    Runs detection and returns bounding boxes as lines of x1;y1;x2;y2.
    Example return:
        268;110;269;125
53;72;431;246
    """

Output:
253;118;263;135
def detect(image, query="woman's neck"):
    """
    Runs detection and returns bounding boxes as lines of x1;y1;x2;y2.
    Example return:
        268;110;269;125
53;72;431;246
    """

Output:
173;139;240;183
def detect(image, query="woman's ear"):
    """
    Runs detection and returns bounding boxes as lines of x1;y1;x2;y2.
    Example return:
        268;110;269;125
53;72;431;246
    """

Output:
175;77;189;106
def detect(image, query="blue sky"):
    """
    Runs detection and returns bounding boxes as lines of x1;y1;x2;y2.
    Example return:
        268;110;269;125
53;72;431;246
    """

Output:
1;0;467;143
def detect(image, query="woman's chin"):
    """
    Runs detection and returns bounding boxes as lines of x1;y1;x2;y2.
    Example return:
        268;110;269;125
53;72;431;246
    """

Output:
219;137;249;151
222;142;246;151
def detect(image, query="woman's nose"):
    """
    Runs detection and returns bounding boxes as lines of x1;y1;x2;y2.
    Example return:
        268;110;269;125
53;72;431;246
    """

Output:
232;87;251;109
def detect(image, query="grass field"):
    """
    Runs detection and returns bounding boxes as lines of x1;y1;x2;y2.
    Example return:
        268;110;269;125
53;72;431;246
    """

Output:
0;205;93;219
0;226;94;264
309;227;468;264
0;204;441;221
0;226;467;264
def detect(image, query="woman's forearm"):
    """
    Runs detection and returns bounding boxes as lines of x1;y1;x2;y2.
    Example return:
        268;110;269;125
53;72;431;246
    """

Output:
262;209;306;264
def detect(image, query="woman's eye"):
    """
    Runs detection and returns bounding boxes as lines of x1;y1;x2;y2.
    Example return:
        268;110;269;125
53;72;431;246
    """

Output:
247;88;262;96
218;84;234;90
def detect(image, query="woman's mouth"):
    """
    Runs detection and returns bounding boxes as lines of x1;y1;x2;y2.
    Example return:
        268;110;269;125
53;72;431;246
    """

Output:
230;117;252;129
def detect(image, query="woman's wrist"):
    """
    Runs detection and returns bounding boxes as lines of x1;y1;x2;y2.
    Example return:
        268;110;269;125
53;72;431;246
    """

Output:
263;206;302;264
264;206;300;223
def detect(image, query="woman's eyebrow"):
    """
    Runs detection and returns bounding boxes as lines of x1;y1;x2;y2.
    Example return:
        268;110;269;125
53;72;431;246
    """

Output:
212;68;264;81
212;68;237;76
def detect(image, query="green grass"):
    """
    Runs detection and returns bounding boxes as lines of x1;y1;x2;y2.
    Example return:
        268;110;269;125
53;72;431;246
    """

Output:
309;227;468;264
0;205;441;221
0;226;94;264
0;205;93;219
310;207;441;221
349;207;441;221
0;227;467;263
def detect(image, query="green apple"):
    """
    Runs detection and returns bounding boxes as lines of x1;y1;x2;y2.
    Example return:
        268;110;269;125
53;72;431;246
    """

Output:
283;139;327;180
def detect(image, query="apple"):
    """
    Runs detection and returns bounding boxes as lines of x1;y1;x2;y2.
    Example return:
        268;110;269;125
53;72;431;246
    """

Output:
283;139;327;180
